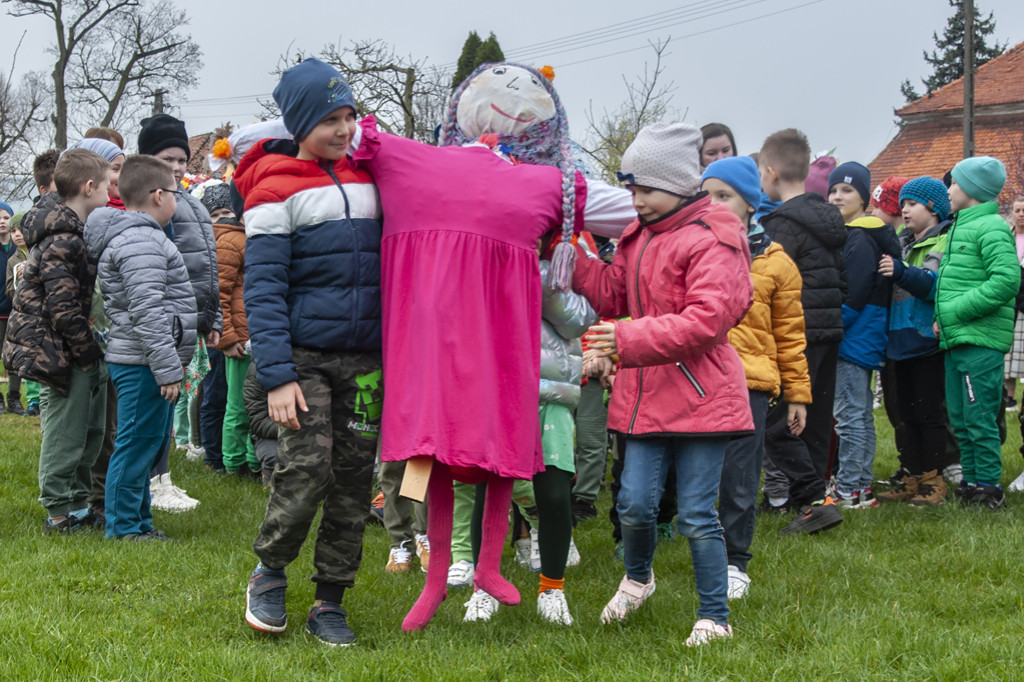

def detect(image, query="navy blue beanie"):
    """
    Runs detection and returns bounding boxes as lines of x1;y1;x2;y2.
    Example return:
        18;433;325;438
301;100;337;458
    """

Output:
828;161;871;210
273;58;356;142
701;156;762;212
899;176;951;222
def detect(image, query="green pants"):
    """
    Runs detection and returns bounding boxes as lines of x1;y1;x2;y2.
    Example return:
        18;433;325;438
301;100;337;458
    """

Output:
573;379;608;502
945;345;1004;485
38;362;107;516
25;379;40;404
222;354;257;472
451;477;536;565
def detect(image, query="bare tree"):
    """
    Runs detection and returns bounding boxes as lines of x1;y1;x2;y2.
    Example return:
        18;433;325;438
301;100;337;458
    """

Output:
0;32;51;202
68;0;202;134
581;39;677;184
269;39;449;143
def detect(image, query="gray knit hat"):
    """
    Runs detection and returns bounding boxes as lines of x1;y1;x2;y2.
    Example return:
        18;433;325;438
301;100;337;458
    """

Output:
618;122;703;196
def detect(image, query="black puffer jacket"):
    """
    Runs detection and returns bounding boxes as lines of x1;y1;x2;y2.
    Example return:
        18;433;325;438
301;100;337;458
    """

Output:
762;193;848;344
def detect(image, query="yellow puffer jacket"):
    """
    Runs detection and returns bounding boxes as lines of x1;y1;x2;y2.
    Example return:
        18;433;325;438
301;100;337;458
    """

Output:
728;241;812;402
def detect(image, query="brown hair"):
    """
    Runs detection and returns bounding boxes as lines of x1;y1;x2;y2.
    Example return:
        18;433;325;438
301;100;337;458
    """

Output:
32;149;61;192
119;155;174;208
700;122;737;155
54;148;110;200
84;126;125;149
759;128;810;183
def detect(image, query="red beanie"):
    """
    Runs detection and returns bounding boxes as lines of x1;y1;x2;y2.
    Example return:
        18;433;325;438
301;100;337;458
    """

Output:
871;176;910;217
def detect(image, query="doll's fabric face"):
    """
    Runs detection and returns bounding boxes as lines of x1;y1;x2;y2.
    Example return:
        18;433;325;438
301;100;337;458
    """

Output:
456;65;556;139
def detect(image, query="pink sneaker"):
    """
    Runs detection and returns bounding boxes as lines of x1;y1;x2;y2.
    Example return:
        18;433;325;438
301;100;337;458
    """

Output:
599;572;655;623
685;618;733;646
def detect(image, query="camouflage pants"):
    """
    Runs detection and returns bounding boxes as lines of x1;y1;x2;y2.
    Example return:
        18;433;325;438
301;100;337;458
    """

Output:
253;348;382;588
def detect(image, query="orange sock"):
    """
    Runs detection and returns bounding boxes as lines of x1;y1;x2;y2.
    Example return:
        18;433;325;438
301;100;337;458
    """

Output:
539;574;564;594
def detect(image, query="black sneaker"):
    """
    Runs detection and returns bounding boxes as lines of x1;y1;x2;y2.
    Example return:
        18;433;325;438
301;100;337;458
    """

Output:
89;506;106;531
7;398;25;416
306;601;356;647
43;515;86;535
571;498;597;523
757;496;792;515
965;483;1006;510
120;529;176;541
245;564;288;633
953;480;974;503
779;497;843;536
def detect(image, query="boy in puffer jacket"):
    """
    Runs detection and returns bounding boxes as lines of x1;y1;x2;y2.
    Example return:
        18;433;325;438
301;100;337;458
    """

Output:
701;156;813;601
937;156;1019;509
84;155;198;540
826;162;901;508
573;122;753;647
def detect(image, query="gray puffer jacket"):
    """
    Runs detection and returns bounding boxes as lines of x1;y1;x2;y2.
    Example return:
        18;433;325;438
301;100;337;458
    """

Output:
172;190;221;335
84;207;198;385
540;260;598;409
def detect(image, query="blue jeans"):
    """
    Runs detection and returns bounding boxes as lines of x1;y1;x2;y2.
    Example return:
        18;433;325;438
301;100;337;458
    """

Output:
105;363;175;538
618;436;729;626
833;359;877;494
719;390;769;573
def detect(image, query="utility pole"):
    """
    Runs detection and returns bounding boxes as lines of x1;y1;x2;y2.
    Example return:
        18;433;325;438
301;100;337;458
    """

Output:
963;0;975;157
153;89;166;116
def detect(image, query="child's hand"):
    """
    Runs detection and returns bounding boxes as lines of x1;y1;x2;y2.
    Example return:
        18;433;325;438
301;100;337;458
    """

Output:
206;330;221;348
160;382;180;403
787;403;807;436
223;342;246;360
587;322;618;357
268;381;308;430
878;255;894;277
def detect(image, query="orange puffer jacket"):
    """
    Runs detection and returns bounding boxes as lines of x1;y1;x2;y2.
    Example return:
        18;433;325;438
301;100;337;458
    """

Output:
214;217;248;349
572;196;754;437
728;238;811;402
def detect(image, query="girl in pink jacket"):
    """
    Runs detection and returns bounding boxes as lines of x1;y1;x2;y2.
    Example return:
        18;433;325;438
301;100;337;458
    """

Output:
573;122;753;647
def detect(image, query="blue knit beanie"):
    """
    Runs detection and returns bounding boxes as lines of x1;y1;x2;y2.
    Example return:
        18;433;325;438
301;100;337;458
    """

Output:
701;156;761;212
273;58;356;142
951;156;1006;203
828;161;871;209
899;176;951;222
0;201;12;218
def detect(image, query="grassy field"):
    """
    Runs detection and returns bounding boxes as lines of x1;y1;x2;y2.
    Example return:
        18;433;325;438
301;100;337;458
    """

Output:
2;405;1024;681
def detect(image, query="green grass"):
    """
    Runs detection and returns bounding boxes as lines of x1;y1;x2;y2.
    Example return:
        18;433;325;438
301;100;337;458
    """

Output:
2;406;1024;681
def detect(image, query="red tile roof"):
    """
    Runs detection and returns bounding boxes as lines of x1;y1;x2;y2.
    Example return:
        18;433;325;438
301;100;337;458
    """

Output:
187;133;214;175
898;41;1024;117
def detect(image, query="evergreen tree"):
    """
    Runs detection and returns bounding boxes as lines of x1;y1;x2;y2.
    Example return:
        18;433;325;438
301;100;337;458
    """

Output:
475;33;505;65
451;32;483;90
901;0;1006;102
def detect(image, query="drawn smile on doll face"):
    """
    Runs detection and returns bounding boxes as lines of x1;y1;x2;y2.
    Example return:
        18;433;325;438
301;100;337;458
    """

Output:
489;103;536;124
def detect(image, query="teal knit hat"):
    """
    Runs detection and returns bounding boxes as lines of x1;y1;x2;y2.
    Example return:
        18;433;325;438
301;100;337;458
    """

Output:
951;156;1006;203
900;176;951;222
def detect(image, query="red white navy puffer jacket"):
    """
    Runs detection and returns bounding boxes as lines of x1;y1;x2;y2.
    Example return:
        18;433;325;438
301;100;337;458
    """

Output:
572;195;754;436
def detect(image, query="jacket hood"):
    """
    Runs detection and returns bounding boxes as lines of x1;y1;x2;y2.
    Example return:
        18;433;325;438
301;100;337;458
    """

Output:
766;192;847;249
84;206;162;261
849;215;902;257
233;138;305;207
20;193;73;249
212;216;245;233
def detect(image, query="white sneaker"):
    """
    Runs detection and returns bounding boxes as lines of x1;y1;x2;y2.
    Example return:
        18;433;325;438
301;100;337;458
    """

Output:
566;536;580;568
528;527;541;572
600;572;655;624
150;475;189;513
537;588;573;625
727;565;750;600
514;537;531;568
463;589;499;622
175;443;188;452
943;464;963;486
184;444;205;462
161;473;199;511
414;533;430;573
1009;470;1024;493
685;618;733;647
447;560;475;588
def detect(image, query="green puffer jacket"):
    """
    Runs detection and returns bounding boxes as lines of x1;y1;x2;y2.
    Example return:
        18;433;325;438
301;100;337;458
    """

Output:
934;202;1020;352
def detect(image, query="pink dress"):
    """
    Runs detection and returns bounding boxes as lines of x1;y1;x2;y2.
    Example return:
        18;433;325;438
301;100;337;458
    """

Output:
353;116;588;479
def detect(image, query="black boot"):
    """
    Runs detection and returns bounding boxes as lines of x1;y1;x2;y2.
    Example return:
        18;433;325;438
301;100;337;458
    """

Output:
7;394;25;416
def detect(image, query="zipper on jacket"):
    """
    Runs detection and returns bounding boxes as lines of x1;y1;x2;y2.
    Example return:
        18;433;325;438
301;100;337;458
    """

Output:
676;361;706;398
323;162;360;339
627;232;657;434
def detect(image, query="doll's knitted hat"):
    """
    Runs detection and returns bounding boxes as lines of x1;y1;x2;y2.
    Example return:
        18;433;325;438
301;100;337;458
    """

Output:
828;162;871;209
701;155;762;211
951;156;1006;203
273;58;356;143
871;176;910;217
900;176;951;222
619;122;703;197
138;114;191;160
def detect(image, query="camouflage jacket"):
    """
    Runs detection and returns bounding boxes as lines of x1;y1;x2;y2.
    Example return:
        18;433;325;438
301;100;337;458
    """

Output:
2;198;103;395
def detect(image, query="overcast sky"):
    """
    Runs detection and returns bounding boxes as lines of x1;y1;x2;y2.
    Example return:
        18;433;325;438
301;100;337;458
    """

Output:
4;0;1024;169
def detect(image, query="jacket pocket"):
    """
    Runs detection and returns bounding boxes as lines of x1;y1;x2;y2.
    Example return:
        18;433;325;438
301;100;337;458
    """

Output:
675;361;706;398
171;315;183;346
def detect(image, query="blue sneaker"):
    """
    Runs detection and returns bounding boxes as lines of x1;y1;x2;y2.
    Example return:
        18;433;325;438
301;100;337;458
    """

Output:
245;564;287;633
306;601;356;647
